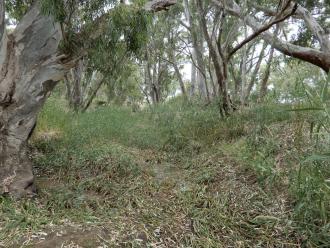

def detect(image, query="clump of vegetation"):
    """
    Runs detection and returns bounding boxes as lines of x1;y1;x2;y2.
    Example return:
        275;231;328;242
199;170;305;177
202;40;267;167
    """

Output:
1;93;329;247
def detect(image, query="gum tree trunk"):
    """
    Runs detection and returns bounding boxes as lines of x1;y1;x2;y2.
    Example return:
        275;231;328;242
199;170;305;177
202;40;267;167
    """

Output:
196;0;230;114
0;3;66;197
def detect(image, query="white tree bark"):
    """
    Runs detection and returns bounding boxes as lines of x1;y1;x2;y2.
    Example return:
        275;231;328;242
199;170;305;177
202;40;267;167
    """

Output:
183;0;196;96
250;2;330;53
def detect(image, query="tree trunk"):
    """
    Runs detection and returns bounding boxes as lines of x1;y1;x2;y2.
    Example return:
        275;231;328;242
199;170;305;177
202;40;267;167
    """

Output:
193;21;209;101
244;41;267;101
259;46;276;101
167;44;187;98
65;60;84;111
230;62;241;100
240;25;248;104
82;71;104;112
173;63;187;97
64;75;72;102
70;60;84;111
183;0;196;96
184;0;209;99
258;26;279;101
196;34;209;100
0;3;66;197
208;61;218;97
196;0;229;114
190;49;197;96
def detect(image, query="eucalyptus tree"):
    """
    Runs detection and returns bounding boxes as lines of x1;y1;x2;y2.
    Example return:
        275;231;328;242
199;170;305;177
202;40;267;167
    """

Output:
182;0;210;99
196;0;231;114
65;34;133;112
106;63;144;107
164;6;188;99
147;3;188;99
243;40;268;101
64;60;104;112
215;0;330;73
195;0;305;113
143;12;179;104
0;0;176;197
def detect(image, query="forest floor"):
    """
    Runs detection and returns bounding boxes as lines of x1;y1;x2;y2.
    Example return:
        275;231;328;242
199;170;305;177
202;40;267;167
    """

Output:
0;98;329;247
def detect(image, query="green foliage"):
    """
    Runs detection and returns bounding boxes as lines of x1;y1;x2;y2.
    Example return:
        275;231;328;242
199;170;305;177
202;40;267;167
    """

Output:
291;159;330;246
5;0;33;20
40;0;66;22
111;5;151;54
106;63;144;105
281;73;330;246
81;4;151;81
3;0;330;245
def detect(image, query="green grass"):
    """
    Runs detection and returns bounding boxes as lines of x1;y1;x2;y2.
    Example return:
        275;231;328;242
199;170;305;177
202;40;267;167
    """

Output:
0;96;329;247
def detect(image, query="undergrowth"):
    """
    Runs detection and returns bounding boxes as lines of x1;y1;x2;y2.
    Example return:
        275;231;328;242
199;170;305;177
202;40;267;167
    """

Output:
0;96;329;247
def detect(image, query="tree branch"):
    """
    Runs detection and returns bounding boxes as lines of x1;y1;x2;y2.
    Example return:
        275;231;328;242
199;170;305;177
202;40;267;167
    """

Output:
250;2;330;52
227;1;298;59
178;20;191;32
215;0;330;72
144;0;177;11
294;4;330;52
250;3;277;16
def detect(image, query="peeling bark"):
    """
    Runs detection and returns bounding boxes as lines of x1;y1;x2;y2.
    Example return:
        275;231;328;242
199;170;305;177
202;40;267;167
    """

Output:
0;3;66;197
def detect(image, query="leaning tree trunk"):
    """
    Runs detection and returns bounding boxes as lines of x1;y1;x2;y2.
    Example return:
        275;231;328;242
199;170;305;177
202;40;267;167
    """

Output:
0;3;66;197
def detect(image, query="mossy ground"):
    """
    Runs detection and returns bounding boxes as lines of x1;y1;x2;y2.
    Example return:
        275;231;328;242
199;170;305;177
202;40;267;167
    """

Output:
0;97;329;247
